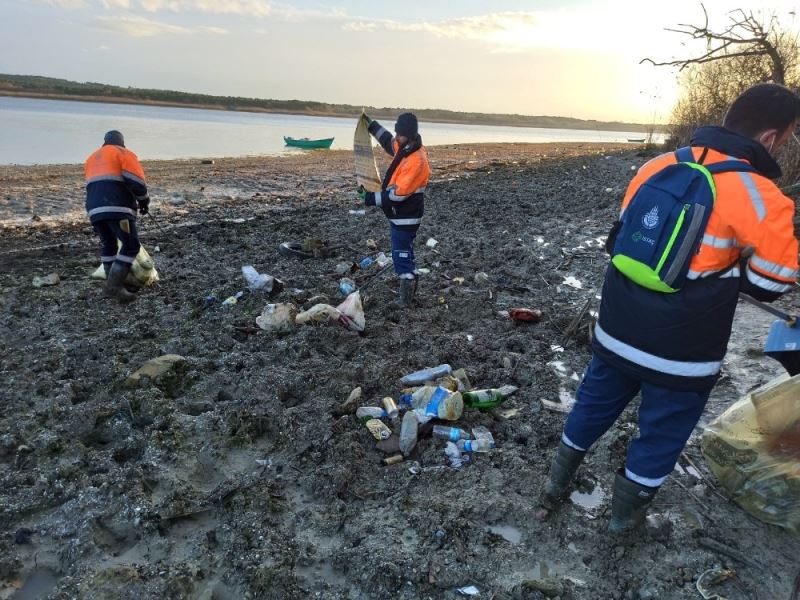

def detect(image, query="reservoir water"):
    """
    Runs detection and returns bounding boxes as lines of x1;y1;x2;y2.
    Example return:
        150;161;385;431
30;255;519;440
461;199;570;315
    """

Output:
0;96;656;165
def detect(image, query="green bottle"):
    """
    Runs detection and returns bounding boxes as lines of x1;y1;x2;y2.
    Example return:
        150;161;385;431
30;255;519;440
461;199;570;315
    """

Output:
462;385;518;409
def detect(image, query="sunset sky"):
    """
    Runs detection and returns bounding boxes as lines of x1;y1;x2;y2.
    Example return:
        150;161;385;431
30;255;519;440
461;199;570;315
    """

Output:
1;0;796;123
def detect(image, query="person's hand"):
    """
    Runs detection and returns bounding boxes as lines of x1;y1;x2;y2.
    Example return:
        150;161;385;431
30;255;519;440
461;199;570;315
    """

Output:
137;196;150;215
356;186;367;201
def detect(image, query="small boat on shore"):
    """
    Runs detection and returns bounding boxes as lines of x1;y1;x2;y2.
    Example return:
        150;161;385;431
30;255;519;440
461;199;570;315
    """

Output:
284;136;334;149
626;138;646;143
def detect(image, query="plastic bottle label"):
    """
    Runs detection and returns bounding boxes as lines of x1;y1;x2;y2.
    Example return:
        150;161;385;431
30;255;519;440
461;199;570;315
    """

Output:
423;387;450;416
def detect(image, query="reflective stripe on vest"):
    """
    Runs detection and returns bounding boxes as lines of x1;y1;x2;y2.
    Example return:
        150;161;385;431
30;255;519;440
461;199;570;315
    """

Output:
594;322;722;376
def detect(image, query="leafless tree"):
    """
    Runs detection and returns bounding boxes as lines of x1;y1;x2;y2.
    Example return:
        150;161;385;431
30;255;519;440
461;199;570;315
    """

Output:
641;4;798;85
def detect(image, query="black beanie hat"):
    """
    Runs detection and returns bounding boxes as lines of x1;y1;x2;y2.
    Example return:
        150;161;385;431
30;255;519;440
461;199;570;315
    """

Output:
395;113;418;138
104;130;125;147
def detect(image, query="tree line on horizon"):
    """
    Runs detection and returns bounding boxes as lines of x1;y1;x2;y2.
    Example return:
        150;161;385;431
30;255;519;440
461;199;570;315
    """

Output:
0;73;655;133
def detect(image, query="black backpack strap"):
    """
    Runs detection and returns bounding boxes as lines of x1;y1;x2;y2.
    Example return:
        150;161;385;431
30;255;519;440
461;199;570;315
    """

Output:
704;160;757;175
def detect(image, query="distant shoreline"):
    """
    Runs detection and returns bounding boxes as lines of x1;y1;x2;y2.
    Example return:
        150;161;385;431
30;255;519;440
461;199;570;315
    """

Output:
0;90;658;134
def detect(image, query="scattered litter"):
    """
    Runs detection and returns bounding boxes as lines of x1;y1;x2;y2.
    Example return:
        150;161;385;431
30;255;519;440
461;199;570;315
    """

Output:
452;276;465;285
509;308;542;322
376;252;391;267
605;187;614;192
462;385;518;409
349;209;366;216
383;454;404;466
445;442;464;469
382;396;399;419
32;273;60;287
359;256;374;269
124;354;185;388
366;239;378;250
410;386;464;422
255;303;296;332
241;265;283;294
695;568;735;600
255;458;272;467
498;407;521;419
456;585;480;596
222;291;244;307
541;389;576;413
416;268;431;275
357;406;388;421
474;272;489;285
562;276;583;289
466;334;474;342
366;418;391;440
334;262;352;275
426;238;439;248
432;425;470;441
401;364;452;386
295;291;365;332
339;277;356;296
408;462;421;476
399;411;419;455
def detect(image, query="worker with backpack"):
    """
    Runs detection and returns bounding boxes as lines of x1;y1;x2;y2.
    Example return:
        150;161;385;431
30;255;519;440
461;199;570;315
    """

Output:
539;83;800;535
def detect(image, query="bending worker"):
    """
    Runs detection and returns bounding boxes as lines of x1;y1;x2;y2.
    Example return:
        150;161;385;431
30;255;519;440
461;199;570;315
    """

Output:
84;130;150;303
540;83;800;534
358;113;430;307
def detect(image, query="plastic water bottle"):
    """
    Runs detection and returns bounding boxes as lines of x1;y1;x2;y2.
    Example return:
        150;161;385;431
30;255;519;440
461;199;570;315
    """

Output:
397;393;413;409
471;425;495;443
222;291;244;307
457;439;494;453
356;407;387;422
432;425;470;442
339;278;356;296
462;385;518;409
399;411;418;456
400;364;453;386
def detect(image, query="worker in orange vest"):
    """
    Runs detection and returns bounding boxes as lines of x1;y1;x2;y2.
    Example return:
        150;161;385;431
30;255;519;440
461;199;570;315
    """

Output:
358;113;431;307
84;131;149;303
540;83;800;535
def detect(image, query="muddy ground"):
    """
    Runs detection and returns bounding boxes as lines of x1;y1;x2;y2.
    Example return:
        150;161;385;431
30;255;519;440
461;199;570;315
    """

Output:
1;143;799;600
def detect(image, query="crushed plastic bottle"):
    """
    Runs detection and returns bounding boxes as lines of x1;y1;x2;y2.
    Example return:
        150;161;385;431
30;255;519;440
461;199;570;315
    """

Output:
399;411;418;456
356;406;388;422
410;386;463;421
432;425;470;442
241;265;280;292
462;385;519;409
376;252;392;267
471;425;495;444
359;256;374;269
339;278;356;296
401;364;453;386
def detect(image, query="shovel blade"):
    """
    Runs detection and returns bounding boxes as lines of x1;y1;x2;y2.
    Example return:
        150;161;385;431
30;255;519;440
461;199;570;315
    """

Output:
764;319;800;376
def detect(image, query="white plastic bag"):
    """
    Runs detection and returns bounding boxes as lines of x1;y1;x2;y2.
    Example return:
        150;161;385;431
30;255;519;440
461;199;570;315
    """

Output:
91;245;160;287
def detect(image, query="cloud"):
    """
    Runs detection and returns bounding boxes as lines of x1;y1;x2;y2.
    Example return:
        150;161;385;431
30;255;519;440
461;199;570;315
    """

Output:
198;25;228;34
92;15;192;36
36;0;88;7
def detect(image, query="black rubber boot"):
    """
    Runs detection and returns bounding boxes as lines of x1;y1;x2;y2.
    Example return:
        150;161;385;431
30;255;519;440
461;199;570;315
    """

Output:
608;471;658;534
104;261;140;293
540;442;586;510
398;277;417;307
104;262;137;303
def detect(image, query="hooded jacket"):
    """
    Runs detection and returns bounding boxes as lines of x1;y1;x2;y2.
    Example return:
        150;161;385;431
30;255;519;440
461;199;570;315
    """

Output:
84;144;148;224
594;126;799;390
364;119;430;230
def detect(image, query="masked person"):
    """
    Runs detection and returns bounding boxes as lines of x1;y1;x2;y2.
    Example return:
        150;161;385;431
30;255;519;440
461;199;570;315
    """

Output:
84;130;150;303
540;83;800;534
358;112;430;307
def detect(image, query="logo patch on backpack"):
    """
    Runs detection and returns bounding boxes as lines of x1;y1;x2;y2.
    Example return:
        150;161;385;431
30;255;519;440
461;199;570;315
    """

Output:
607;148;756;293
642;206;659;229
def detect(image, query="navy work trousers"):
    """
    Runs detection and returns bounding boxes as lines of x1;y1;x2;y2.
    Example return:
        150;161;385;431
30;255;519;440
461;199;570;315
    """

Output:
93;218;141;266
562;353;712;487
390;224;419;278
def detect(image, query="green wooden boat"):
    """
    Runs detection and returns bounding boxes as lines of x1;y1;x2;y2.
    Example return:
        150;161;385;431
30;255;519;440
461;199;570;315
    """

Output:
284;136;334;149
